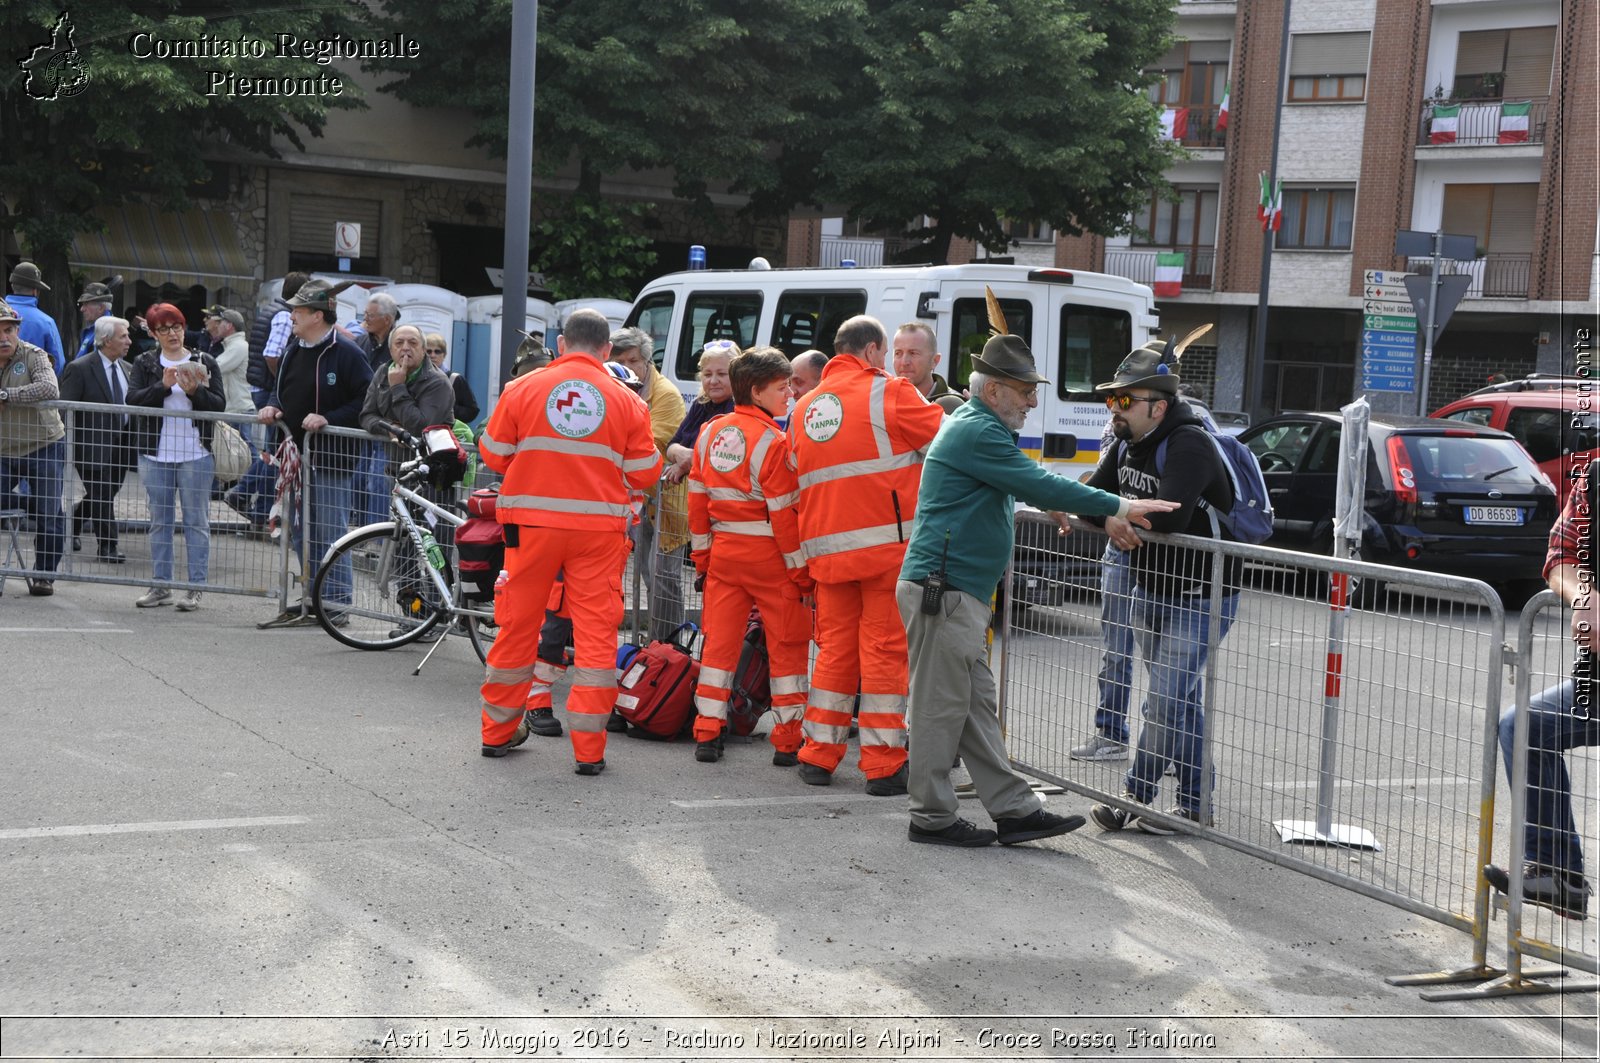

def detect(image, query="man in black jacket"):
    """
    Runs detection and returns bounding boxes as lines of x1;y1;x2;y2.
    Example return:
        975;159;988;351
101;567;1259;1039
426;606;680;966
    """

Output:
1082;344;1239;836
59;315;135;562
257;279;372;626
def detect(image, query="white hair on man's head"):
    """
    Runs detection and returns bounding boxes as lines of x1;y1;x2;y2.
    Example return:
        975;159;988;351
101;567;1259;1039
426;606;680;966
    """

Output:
94;314;128;346
366;292;400;321
968;370;995;398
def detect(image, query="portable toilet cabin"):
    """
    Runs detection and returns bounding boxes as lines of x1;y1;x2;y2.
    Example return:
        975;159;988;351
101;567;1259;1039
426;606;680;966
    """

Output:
554;297;631;333
256;274;386;326
464;295;555;415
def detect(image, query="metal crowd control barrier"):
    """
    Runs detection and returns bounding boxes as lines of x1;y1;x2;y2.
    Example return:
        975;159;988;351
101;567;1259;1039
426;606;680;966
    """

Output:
999;511;1514;992
1421;590;1598;1000
1;400;291;607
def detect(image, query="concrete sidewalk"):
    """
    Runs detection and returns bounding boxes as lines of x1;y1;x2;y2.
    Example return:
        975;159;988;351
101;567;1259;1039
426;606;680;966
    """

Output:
1;582;1594;1061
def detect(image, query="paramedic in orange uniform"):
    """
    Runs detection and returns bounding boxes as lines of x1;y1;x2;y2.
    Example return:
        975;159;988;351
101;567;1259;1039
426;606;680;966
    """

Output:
790;315;944;794
687;346;814;766
476;310;661;772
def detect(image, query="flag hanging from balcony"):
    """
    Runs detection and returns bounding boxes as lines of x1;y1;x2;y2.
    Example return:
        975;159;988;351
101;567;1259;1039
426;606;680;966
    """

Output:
1216;83;1231;130
1160;107;1189;141
1153;253;1185;298
1429;103;1460;144
1257;173;1283;232
1497;100;1531;143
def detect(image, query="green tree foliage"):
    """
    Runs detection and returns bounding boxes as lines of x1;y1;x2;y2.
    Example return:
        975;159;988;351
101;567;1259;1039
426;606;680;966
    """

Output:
369;0;851;205
532;198;658;301
0;1;363;330
816;0;1181;263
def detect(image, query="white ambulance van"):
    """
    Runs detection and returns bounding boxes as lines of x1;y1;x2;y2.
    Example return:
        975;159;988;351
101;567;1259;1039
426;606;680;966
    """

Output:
625;262;1159;479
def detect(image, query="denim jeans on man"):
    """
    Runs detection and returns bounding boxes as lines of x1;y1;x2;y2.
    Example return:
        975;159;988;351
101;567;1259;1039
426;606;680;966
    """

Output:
1125;588;1240;815
355;440;389;527
0;439;66;573
292;465;355;606
1498;679;1599;875
1095;544;1135;742
139;453;214;584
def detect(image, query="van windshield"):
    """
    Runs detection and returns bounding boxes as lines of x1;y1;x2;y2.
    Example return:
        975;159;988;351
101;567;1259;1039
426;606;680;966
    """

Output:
1058;304;1132;400
770;291;867;358
951;297;1033;390
676;292;762;379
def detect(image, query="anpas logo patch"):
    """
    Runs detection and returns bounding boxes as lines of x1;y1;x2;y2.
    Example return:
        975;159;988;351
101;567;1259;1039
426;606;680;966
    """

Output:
708;425;747;474
803;393;844;443
546;379;606;438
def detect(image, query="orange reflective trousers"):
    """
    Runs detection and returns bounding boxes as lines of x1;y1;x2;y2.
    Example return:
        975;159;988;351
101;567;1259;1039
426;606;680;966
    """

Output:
799;568;909;779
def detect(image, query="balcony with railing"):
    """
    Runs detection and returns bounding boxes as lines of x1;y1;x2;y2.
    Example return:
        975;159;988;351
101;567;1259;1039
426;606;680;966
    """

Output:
1163;104;1227;149
1104;247;1216;292
818;234;914;268
1416;96;1549;147
1405;253;1533;299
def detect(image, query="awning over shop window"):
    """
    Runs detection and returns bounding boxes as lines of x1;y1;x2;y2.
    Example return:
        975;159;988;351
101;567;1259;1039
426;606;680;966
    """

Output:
71;205;256;293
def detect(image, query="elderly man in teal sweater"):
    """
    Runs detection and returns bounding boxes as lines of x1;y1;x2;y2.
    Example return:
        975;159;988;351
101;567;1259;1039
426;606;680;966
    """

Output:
896;334;1177;848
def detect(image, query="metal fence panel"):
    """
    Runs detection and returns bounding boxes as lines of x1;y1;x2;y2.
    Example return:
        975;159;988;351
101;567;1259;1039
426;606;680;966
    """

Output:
1001;511;1506;941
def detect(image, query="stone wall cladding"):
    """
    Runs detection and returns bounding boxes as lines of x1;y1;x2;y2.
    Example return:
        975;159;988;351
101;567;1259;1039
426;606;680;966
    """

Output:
1533;0;1598;301
1215;0;1285;294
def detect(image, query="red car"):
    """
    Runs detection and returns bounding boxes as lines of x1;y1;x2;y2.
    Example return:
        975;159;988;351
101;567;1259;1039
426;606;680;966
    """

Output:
1432;376;1593;504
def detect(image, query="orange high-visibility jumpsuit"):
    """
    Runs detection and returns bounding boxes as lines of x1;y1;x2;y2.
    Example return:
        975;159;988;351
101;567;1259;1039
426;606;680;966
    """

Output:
687;405;813;750
477;354;661;765
791;353;943;779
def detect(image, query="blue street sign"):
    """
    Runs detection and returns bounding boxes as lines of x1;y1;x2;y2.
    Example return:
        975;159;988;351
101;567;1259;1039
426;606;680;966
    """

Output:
1366;330;1416;346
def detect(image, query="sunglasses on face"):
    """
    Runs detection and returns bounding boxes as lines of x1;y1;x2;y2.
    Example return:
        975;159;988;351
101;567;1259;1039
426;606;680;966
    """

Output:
1105;393;1163;411
425;347;445;353
151;323;184;333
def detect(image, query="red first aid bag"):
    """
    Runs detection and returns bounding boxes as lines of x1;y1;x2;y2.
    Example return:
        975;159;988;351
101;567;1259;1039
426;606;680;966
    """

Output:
614;623;700;740
726;607;771;737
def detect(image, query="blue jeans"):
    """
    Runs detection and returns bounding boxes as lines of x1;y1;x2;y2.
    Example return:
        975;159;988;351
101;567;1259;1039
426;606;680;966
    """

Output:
1095;545;1134;742
293;465;356;605
0;439;65;573
140;454;214;584
356;441;389;527
1126;589;1240;814
1499;679;1599;876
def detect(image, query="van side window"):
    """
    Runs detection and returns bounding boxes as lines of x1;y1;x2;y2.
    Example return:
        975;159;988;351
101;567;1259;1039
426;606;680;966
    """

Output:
627;292;676;370
676;292;762;379
770;291;868;358
951;297;1033;390
1058;304;1132;400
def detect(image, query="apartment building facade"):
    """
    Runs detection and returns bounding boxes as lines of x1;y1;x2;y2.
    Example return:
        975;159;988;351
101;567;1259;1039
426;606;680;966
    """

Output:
1050;0;1596;417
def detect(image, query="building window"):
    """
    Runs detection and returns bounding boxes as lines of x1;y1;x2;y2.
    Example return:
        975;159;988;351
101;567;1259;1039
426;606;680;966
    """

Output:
1145;39;1230;146
1131;188;1219;249
1276;188;1356;251
1451;27;1555;100
1287;32;1370;102
1003;219;1054;244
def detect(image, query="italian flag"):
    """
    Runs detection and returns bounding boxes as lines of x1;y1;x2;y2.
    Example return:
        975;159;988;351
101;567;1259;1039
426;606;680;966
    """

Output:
1216;83;1230;130
1258;172;1283;232
1429;103;1460;144
1159;107;1189;141
1498;100;1531;143
1153;253;1184;298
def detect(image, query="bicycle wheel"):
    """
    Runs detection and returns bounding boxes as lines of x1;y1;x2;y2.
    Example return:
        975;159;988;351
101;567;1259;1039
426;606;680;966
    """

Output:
464;606;498;664
313;523;449;649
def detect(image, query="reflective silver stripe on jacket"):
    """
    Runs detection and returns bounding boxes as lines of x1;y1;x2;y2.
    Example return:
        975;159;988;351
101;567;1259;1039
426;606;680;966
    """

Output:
691;531;711;551
687;479;708;494
713;520;774;537
623;454;658;473
498;495;631;518
707;486;758;502
802;522;903;559
747;430;777;498
796;449;921;490
515;435;627;466
869;374;892;458
766;489;799;510
478;430;514;457
782;548;806;569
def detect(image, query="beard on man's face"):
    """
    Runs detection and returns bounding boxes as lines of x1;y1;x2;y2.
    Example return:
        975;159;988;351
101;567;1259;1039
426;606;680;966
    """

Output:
1111;419;1133;440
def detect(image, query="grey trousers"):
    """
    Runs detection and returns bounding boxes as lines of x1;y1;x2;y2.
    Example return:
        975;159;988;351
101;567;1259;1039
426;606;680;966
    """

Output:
896;581;1042;830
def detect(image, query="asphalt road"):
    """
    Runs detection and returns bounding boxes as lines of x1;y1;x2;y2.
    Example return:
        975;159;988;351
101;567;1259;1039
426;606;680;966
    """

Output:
1;579;1596;1062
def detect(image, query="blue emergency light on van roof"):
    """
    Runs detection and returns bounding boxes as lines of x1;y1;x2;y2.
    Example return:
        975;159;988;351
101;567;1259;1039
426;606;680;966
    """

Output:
1027;268;1075;284
688;245;707;270
840;259;857;268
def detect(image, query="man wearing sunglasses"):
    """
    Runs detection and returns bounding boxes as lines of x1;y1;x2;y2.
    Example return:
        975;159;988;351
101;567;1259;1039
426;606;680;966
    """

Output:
1082;344;1241;836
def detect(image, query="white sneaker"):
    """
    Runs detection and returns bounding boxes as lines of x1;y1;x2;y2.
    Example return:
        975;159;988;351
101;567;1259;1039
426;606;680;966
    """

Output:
135;588;172;608
175;591;202;612
1069;736;1128;761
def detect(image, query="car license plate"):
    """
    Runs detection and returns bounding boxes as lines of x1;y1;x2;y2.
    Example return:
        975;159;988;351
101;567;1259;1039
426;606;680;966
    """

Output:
1465;506;1524;525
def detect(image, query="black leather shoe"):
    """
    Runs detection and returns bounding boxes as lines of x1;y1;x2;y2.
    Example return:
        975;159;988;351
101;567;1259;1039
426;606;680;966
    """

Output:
909;817;998;847
772;749;800;767
797;762;833;786
527;708;563;737
995;807;1087;846
70;536;82;552
605;709;630;733
98;547;126;564
574;758;606;776
695;734;724;763
26;578;55;597
865;764;909;797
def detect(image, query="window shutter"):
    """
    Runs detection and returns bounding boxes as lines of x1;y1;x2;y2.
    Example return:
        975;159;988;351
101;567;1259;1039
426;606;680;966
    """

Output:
1187;40;1231;63
1487;184;1538;254
1503;26;1555;97
1454;30;1507;78
290;196;382;258
1289;32;1371;77
1441;185;1492;247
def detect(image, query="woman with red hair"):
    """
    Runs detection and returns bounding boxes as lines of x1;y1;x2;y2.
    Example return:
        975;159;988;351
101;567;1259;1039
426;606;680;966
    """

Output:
125;303;225;611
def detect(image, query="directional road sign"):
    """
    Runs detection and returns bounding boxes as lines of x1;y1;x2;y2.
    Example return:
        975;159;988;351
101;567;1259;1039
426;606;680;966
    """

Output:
1361;322;1415;393
1364;284;1411;300
1364;269;1415;286
1365;313;1417;331
1364;299;1415;316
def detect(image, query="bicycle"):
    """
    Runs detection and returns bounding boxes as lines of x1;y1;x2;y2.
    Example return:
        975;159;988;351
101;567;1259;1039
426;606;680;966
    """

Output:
311;422;497;664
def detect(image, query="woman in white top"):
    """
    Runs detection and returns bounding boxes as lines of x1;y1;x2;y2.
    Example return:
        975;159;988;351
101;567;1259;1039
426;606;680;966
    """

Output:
124;302;226;611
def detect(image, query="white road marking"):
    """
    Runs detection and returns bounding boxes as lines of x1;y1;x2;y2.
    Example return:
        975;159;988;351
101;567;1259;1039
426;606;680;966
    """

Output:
0;815;310;840
0;627;134;634
1266;777;1467;791
671;794;883;809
